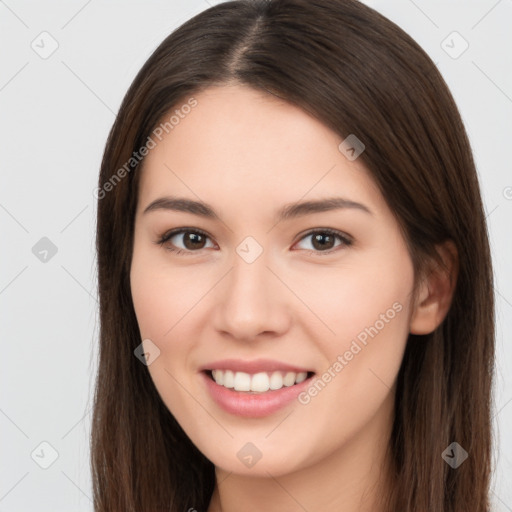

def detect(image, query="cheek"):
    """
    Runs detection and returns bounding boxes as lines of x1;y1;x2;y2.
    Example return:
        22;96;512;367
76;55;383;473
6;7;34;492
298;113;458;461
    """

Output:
296;250;413;352
130;264;197;425
294;244;414;415
130;249;207;340
130;251;210;407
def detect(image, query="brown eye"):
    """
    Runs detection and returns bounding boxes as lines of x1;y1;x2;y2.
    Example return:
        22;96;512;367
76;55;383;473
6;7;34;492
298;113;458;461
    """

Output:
157;228;215;254
181;231;207;250
295;229;352;254
311;232;336;250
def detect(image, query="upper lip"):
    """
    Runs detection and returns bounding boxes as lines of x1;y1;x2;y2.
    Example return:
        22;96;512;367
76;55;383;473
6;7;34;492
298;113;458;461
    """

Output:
199;358;314;374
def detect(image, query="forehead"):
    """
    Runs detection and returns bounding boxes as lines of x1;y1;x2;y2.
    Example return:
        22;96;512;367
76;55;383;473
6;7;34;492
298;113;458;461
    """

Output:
137;84;385;219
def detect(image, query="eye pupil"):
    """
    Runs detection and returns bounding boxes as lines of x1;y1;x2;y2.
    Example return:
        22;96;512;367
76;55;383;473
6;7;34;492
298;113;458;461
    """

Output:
312;233;334;250
184;232;206;250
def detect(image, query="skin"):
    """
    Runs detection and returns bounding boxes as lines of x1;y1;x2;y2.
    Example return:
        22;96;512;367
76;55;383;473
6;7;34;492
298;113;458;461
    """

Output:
130;84;457;512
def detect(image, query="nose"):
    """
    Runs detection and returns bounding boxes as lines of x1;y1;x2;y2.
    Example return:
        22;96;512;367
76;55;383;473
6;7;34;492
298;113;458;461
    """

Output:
212;247;291;342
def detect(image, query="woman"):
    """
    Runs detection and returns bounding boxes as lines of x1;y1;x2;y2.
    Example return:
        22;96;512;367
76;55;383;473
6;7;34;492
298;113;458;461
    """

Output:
92;0;495;510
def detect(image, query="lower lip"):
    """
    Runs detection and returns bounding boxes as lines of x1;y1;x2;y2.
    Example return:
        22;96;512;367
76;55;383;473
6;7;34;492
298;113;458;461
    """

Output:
201;371;314;418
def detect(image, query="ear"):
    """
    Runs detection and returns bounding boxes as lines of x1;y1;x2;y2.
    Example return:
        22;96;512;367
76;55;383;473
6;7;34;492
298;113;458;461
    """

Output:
409;240;459;335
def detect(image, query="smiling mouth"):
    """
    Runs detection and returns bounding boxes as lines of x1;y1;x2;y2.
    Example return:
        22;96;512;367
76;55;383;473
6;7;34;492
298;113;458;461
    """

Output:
204;369;316;393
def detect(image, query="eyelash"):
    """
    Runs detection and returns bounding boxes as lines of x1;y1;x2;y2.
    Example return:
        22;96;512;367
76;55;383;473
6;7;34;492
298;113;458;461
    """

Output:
155;227;353;256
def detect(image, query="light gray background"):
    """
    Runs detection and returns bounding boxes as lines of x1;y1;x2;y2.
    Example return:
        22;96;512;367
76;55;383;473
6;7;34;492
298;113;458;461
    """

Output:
1;0;510;510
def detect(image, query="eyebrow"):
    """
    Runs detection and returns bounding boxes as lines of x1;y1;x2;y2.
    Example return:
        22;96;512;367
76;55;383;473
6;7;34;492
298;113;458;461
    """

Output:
142;195;373;220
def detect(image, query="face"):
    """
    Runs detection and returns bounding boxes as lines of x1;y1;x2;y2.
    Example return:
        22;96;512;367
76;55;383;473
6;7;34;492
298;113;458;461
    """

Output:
130;84;416;477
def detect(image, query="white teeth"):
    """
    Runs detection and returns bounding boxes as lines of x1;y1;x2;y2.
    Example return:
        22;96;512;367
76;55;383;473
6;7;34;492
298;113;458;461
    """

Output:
251;372;270;392
283;372;296;387
233;371;251;391
269;371;283;390
210;370;310;392
295;372;307;383
223;370;235;388
212;369;223;386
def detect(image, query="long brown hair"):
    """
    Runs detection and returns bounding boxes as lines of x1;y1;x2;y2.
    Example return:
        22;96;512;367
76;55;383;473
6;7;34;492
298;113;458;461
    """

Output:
92;0;495;510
